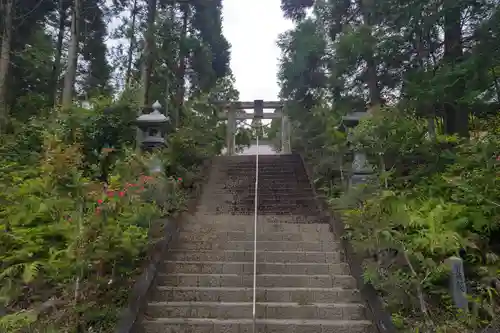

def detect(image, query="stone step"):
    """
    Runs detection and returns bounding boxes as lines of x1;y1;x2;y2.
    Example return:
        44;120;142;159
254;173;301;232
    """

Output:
217;154;298;161
225;198;317;206
171;240;340;252
206;187;314;192
180;220;331;232
186;214;329;223
221;175;307;180
146;301;366;320
209;186;314;192
163;261;350;275
201;197;317;205
213;178;310;183
151;286;362;303
208;182;313;187
157;273;356;289
206;193;315;199
218;210;320;216
219;160;300;166
167;250;344;263
176;230;335;242
143;318;373;333
218;161;300;167
202;203;318;210
220;173;309;178
211;187;314;193
217;164;302;171
202;208;321;216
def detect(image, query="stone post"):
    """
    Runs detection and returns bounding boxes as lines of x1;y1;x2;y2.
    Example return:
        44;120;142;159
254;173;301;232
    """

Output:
342;111;373;186
447;256;468;310
281;113;291;154
226;108;236;156
254;99;264;140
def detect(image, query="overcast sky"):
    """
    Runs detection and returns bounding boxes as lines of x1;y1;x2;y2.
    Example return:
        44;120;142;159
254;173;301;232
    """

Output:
221;0;293;102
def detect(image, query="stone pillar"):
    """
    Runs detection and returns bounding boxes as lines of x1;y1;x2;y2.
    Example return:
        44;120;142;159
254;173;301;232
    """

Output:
226;109;236;156
447;256;468;310
254;99;264;140
342;111;373;186
281;113;291;154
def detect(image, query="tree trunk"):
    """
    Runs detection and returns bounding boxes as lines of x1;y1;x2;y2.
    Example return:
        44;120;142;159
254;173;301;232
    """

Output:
125;0;138;87
443;1;468;137
359;0;381;107
0;0;14;134
492;67;500;103
139;0;158;108
50;0;67;107
175;3;189;125
61;0;80;110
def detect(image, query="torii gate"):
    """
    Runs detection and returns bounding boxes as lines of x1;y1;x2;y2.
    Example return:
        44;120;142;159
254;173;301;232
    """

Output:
216;100;291;156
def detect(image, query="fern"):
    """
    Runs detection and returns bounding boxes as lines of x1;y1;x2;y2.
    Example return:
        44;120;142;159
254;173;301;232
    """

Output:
0;310;37;332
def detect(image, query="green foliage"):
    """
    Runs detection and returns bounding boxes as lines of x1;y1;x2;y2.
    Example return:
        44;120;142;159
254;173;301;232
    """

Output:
328;109;500;331
277;0;500;326
0;97;220;332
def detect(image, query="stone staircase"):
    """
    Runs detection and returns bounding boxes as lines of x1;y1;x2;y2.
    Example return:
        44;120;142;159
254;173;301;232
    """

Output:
199;154;321;217
139;154;375;332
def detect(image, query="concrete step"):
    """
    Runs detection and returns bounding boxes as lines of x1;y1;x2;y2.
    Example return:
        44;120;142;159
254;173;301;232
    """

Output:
157;273;356;289
151;286;362;303
199;193;316;206
208;213;322;217
212;179;309;184
167;250;344;263
218;162;300;168
218;156;299;162
171;240;341;252
219;160;301;166
146;301;366;320
206;189;314;195
199;207;320;215
163;261;351;275
176;230;335;242
221;174;309;179
206;193;316;199
143;318;373;333
180;220;331;232
226;198;317;206
204;203;318;210
203;193;315;200
207;185;314;191
216;167;303;173
229;207;319;214
189;215;331;223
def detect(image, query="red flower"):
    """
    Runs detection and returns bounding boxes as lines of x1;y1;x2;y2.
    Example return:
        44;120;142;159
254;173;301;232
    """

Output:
107;190;115;197
119;191;125;197
177;177;182;182
97;199;104;204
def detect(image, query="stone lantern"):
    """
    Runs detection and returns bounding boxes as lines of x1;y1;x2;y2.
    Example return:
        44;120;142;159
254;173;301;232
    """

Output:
342;110;373;187
136;101;169;152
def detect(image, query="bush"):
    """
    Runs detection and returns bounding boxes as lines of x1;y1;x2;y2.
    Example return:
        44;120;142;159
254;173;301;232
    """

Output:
323;107;500;332
0;98;220;332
